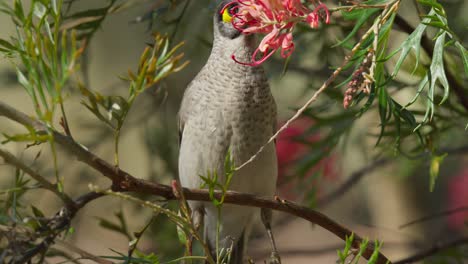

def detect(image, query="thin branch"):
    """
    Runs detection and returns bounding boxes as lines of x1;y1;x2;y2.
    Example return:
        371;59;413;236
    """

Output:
317;144;468;208
0;100;391;264
317;158;391;208
393;237;468;264
12;191;105;263
399;206;468;229
0;147;75;207
56;240;113;264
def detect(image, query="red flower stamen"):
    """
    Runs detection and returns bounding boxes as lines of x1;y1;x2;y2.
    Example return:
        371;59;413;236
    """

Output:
225;0;330;66
232;47;276;66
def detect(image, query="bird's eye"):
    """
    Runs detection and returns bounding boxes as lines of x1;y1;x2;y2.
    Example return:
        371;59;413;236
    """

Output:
221;4;238;23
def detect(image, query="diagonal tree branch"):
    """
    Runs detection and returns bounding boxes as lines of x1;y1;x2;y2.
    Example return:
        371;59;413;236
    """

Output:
317;145;468;209
0;100;392;264
317;158;391;208
399;206;468;229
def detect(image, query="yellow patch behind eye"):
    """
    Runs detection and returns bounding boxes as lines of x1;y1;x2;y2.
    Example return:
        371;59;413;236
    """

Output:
222;8;232;23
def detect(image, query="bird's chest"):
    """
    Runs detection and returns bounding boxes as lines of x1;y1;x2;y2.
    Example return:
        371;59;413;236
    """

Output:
220;91;275;163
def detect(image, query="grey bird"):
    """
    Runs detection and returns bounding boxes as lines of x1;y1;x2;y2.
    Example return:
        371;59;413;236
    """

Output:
178;1;280;263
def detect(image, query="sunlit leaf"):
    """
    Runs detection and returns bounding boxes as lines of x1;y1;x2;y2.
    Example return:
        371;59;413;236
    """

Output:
429;153;447;192
418;0;443;10
33;1;47;20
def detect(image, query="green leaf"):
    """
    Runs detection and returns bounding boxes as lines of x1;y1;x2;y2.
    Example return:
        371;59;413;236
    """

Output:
337;233;354;263
33;1;46;20
0;38;16;51
422;20;452;33
429;153;447;192
176;224;187;245
16;68;33;94
418;0;443;10
13;0;25;22
429;32;449;105
368;241;383;264
31;205;45;217
51;0;58;16
404;74;429;108
376;87;389;146
334;8;380;47
96;213;131;240
455;42;468;77
67;7;109;19
391;12;431;76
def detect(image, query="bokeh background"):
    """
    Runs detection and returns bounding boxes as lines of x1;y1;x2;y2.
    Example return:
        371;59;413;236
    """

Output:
0;0;467;263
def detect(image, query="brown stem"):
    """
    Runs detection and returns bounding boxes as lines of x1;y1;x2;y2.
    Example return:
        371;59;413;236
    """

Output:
0;100;392;264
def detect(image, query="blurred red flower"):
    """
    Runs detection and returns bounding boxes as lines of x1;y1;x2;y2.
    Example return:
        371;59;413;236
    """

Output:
275;118;337;201
447;168;468;230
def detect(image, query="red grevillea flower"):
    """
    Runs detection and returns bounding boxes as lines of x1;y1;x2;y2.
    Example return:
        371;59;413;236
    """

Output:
276;118;338;200
222;0;330;66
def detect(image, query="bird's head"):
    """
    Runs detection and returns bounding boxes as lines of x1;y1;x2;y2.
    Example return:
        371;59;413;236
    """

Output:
214;0;243;40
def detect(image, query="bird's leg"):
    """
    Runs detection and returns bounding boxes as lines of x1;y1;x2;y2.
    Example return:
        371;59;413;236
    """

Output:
188;208;204;256
193;207;204;232
261;208;281;264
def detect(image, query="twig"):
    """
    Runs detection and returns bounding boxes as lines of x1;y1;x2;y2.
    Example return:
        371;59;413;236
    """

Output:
317;158;391;208
393;237;468;264
399;206;468;229
0;147;75;208
440;145;468;156
0;100;391;264
12;191;105;263
317;144;468;208
56;239;113;264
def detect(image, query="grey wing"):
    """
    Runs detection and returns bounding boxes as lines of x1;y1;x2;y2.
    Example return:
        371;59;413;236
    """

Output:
178;114;184;147
177;81;196;149
177;80;197;183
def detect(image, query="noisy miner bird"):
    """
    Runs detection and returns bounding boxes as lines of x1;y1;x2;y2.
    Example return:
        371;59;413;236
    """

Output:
178;1;280;263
